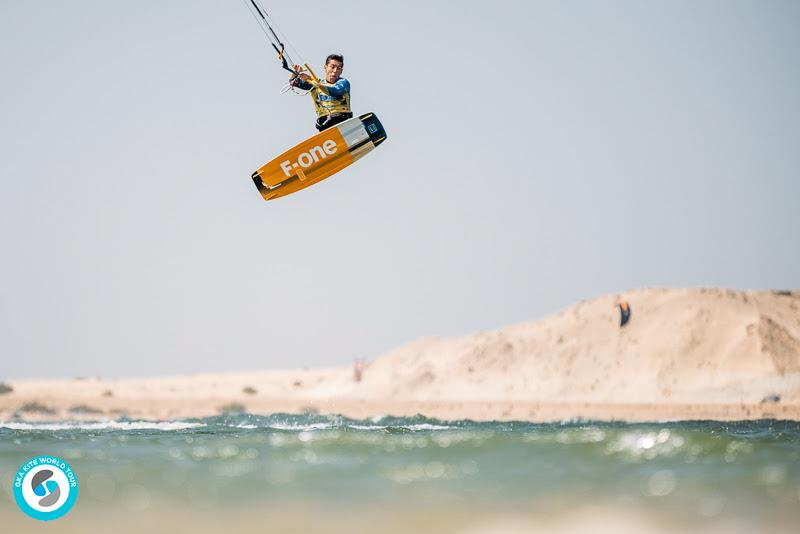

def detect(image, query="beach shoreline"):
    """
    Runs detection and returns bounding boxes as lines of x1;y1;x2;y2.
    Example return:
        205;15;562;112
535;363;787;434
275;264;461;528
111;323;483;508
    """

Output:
2;375;798;423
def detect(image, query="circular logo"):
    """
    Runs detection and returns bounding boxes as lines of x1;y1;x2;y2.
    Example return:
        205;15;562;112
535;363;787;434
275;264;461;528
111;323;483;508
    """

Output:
14;455;78;521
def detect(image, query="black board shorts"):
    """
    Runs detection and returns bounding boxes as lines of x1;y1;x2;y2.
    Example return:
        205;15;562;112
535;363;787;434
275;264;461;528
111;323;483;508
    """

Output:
315;113;353;132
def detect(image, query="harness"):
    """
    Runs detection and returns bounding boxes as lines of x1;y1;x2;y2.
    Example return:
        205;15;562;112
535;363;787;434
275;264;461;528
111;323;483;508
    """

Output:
310;80;351;118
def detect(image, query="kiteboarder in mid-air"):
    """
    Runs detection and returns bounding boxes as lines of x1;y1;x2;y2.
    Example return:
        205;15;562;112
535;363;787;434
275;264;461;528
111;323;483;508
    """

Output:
244;0;385;201
290;55;352;132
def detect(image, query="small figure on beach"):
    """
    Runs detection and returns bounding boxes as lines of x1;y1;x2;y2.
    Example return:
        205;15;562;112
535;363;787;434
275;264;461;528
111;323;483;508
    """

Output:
353;359;364;382
617;300;631;327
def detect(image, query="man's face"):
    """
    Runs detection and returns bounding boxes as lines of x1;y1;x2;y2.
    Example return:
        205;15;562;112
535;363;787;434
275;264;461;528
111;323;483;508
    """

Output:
325;59;343;83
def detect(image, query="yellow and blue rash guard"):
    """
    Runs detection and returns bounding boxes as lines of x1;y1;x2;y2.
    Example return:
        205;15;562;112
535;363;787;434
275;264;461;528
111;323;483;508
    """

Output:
293;77;351;117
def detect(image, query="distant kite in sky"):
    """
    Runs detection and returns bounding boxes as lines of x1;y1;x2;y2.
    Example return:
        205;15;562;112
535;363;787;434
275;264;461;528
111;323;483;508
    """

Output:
618;301;631;327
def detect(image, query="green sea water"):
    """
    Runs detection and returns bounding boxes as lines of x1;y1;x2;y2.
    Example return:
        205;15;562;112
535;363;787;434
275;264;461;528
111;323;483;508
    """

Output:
1;415;799;533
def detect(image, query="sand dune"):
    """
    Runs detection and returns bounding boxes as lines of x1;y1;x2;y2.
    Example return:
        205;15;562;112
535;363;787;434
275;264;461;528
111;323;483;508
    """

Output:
2;288;798;422
354;288;800;404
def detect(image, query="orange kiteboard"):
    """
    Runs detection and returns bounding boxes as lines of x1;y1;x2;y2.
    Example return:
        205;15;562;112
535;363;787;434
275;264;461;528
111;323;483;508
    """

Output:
251;113;387;201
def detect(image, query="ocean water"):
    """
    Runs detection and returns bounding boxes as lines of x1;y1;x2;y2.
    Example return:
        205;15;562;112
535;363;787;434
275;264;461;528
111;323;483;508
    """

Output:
1;415;799;533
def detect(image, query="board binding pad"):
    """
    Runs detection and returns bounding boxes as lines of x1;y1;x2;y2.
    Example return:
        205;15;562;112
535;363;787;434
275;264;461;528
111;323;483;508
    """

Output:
251;113;386;201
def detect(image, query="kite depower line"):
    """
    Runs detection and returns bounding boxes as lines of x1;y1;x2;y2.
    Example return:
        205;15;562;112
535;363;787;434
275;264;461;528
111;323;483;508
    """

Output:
242;0;320;89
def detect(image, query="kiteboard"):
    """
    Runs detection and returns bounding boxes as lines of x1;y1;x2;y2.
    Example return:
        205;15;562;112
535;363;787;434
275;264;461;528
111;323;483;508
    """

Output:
251;113;387;201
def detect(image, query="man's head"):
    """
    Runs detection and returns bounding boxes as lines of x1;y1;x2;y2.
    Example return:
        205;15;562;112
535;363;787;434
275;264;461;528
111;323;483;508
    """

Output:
324;54;344;83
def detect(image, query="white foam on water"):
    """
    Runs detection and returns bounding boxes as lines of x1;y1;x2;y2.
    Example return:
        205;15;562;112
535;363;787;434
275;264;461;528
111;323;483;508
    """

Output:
268;422;335;431
402;424;452;431
0;420;205;431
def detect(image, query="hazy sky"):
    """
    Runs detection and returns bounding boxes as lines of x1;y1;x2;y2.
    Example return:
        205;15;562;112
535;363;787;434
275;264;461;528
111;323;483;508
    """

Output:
1;1;798;379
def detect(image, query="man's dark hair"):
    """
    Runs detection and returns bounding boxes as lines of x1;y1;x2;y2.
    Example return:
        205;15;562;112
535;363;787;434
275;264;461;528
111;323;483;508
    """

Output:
326;54;344;65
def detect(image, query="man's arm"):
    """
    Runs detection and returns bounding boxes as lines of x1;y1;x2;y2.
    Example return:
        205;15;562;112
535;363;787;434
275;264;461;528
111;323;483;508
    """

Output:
290;65;314;90
290;74;314;91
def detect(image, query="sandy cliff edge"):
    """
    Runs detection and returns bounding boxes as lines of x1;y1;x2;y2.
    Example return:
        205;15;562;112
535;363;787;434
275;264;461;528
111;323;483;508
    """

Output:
2;288;799;422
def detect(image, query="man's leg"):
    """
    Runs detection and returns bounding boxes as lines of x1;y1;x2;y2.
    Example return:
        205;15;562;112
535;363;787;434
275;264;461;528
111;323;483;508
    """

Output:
325;113;353;130
316;113;353;132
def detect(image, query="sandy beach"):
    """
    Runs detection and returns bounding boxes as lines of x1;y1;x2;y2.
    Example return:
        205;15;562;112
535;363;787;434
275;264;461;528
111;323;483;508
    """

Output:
2;288;799;422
